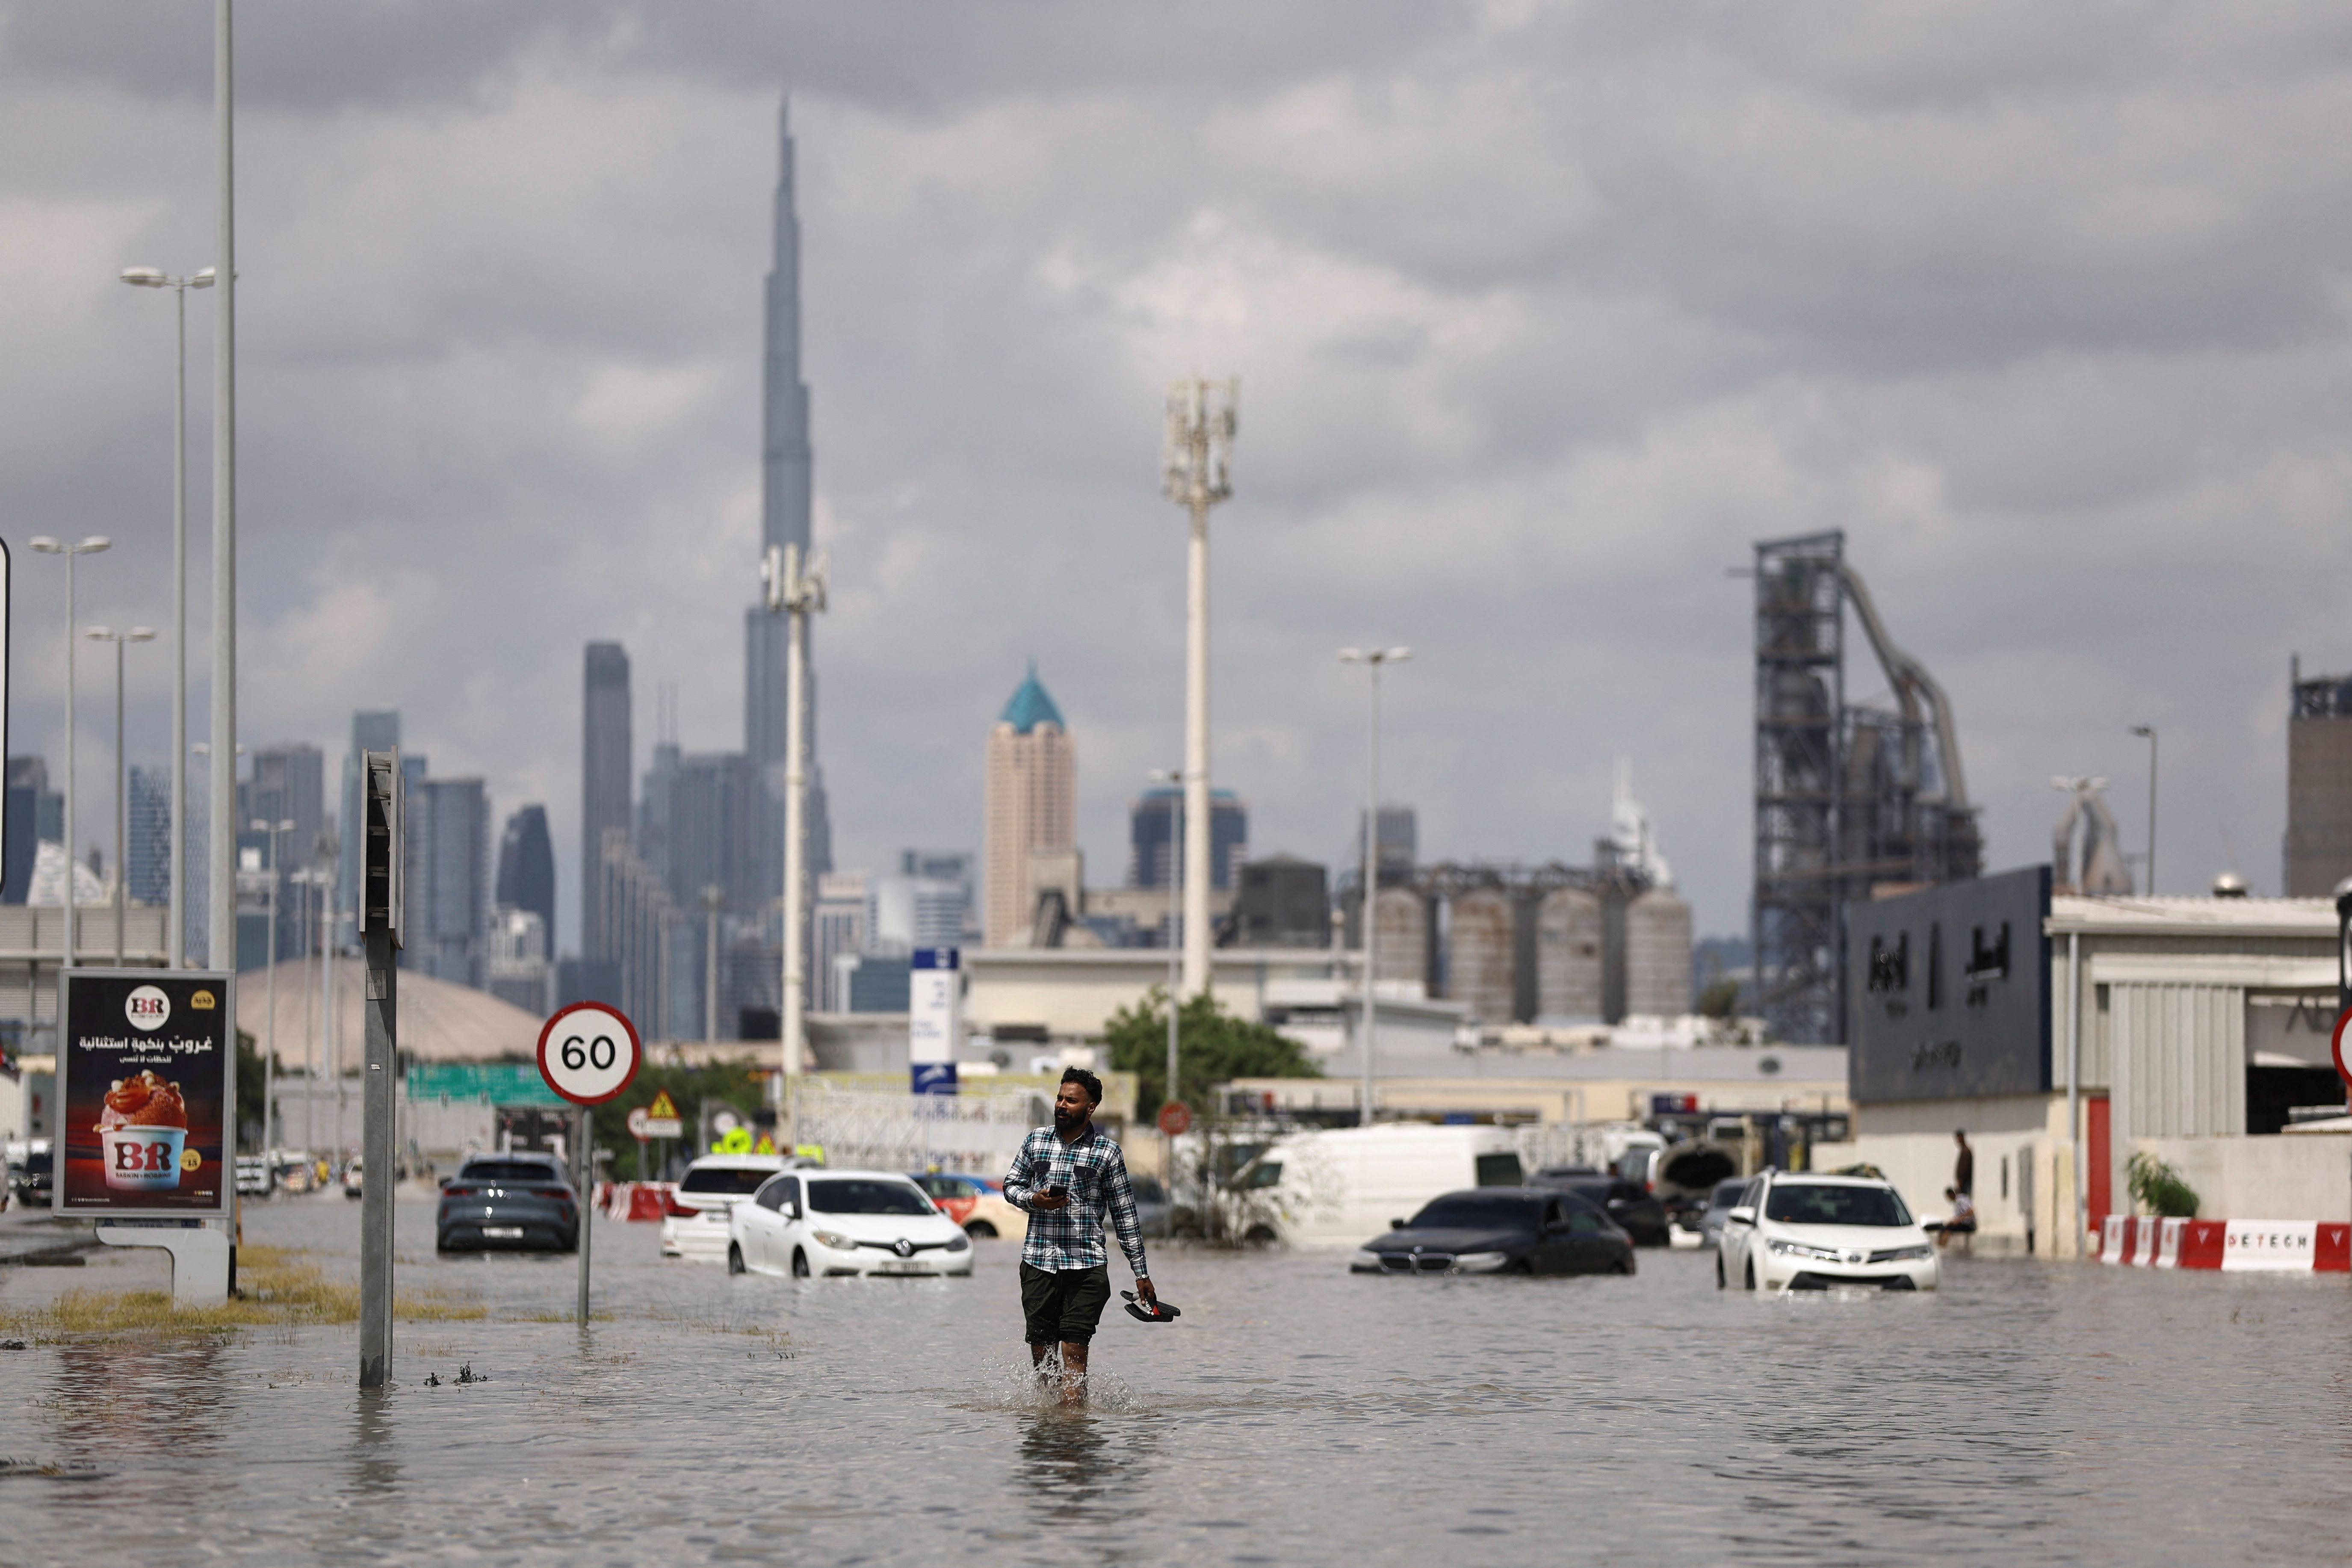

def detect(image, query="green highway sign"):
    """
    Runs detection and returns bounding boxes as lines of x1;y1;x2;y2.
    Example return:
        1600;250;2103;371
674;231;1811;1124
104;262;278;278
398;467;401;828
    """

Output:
403;1062;569;1107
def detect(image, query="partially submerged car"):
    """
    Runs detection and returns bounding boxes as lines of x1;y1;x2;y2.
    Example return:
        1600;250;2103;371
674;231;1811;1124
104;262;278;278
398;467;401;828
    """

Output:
1350;1188;1635;1277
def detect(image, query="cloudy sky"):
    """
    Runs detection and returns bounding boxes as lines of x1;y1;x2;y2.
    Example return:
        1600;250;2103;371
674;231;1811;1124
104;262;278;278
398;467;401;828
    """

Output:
4;1;2349;953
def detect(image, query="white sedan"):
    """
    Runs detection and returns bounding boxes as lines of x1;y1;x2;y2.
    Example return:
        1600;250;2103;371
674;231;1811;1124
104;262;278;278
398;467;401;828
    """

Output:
727;1169;974;1279
659;1155;797;1262
1717;1172;1939;1292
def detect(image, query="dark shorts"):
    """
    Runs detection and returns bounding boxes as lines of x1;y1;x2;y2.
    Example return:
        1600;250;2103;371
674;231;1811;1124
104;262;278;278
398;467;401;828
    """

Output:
1020;1263;1111;1346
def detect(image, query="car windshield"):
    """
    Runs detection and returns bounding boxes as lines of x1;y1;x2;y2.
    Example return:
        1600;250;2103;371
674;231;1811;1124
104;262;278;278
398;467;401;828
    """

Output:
24;1150;50;1174
1409;1193;1539;1230
680;1166;776;1196
1763;1183;1913;1227
808;1178;934;1216
461;1161;566;1184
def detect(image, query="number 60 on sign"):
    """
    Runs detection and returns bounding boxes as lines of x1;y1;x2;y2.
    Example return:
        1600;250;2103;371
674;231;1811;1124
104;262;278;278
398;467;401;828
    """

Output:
536;1002;642;1106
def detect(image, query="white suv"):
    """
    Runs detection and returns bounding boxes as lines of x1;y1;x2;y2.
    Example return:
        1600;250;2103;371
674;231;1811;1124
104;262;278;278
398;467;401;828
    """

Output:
1717;1172;1939;1293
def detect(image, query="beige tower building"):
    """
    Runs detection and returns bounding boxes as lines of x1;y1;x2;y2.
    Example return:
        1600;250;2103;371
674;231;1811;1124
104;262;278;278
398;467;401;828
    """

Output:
984;665;1075;946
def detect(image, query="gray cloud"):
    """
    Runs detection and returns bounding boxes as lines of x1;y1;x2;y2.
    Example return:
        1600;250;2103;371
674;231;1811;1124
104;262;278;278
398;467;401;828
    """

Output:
0;1;2346;964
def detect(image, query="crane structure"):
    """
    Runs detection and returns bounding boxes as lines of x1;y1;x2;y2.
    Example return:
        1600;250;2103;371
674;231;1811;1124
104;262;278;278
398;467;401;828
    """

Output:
1751;531;1981;1044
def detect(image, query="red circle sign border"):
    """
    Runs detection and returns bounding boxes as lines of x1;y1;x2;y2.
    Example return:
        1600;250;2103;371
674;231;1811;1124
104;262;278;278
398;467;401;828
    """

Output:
536;1001;644;1107
2332;1004;2352;1094
1156;1101;1192;1137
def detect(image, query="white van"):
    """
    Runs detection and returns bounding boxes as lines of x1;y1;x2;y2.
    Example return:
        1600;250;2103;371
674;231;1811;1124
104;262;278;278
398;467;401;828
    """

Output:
1224;1125;1528;1249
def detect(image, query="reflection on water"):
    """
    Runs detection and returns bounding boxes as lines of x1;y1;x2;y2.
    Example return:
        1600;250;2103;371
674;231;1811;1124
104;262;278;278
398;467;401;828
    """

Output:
5;1194;2352;1565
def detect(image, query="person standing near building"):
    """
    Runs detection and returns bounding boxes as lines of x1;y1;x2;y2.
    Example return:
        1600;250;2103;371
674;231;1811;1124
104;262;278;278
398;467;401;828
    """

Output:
1004;1068;1155;1405
1953;1130;1974;1197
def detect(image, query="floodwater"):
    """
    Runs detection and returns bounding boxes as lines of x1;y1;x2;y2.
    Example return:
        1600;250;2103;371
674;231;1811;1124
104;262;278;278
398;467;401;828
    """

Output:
4;1194;2352;1566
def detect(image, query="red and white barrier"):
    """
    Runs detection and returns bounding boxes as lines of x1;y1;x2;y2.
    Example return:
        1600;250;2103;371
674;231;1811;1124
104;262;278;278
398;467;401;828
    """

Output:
596;1181;676;1221
2098;1215;2351;1272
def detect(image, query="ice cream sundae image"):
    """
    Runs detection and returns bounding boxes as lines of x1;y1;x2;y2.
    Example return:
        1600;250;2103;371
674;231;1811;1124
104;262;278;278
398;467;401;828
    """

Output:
98;1070;191;1190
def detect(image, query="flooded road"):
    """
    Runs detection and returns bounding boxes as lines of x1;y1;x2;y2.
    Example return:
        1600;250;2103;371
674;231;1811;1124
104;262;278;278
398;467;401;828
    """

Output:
4;1193;2351;1565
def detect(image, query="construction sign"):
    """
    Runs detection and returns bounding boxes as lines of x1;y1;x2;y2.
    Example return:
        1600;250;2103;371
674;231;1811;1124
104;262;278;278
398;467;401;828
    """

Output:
641;1089;683;1140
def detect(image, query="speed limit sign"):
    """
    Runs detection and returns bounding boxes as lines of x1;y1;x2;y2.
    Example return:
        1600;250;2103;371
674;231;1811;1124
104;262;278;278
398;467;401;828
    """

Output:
536;1002;642;1106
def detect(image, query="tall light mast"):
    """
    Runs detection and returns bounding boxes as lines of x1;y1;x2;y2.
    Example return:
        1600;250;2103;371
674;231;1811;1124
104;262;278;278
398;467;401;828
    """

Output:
1161;378;1236;998
763;542;826;1140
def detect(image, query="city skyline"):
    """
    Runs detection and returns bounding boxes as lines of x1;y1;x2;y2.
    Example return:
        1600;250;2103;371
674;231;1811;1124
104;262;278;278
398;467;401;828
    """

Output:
2;9;2346;953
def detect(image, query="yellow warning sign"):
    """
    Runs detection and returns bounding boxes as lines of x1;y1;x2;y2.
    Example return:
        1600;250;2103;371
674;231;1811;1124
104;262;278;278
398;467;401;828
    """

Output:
647;1090;679;1121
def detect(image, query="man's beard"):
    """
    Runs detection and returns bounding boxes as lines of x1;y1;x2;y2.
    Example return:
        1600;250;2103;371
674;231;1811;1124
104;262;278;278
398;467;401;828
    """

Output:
1053;1103;1085;1133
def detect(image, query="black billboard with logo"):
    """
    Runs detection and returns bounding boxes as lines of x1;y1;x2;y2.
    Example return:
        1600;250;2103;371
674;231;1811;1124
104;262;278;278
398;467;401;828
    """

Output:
1847;867;2051;1103
55;970;235;1216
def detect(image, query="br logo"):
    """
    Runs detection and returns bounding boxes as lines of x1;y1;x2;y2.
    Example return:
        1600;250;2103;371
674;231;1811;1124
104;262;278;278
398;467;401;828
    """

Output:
125;985;172;1032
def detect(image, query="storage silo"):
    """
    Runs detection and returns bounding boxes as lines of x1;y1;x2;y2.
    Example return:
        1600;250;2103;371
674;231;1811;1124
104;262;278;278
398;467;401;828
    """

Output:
1447;888;1516;1025
1372;886;1429;993
1624;888;1694;1017
1535;886;1604;1021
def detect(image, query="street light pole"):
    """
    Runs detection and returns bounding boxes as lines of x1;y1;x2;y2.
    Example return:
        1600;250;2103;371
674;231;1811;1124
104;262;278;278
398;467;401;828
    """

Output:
254;817;293;1152
118;266;213;968
762;542;826;1145
2130;725;2157;896
210;0;239;998
32;536;112;970
86;626;156;963
1340;647;1411;1127
1161;378;1236;1000
1148;769;1182;1108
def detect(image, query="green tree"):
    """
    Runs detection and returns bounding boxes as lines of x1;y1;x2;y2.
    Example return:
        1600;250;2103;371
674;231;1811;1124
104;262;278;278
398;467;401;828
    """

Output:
587;1061;774;1175
1103;987;1321;1113
1696;978;1740;1019
236;1029;265;1153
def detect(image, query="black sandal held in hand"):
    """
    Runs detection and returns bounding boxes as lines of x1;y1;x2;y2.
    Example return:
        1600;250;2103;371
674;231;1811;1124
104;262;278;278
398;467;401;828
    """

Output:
1122;1290;1180;1323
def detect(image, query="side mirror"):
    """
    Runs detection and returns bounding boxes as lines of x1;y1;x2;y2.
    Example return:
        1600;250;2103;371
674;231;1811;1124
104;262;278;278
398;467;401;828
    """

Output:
1390;1218;1407;1230
437;1175;452;1190
1728;1205;1756;1226
786;1202;803;1221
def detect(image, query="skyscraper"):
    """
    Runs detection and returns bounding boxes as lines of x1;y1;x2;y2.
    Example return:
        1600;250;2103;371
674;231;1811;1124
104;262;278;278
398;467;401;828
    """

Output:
3;757;59;905
983;665;1074;946
582;642;632;961
1129;786;1247;891
410;777;492;989
2287;659;2352;896
495;804;556;942
745;97;833;893
245;742;327;957
127;765;171;907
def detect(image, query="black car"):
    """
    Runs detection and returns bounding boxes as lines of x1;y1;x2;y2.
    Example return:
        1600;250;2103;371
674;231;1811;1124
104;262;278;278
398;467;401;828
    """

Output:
1351;1188;1634;1277
436;1153;578;1253
1527;1166;1672;1247
10;1144;52;1208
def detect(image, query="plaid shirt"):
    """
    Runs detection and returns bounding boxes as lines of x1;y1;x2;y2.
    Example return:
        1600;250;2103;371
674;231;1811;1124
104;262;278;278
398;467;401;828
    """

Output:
1004;1122;1149;1279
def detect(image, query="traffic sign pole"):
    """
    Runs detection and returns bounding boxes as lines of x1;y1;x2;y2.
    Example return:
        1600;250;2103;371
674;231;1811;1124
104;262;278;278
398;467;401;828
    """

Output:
536;1002;641;1330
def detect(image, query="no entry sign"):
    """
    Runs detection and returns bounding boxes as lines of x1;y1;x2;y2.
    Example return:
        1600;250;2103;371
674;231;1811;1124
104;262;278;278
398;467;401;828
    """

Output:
537;1002;642;1107
2331;1006;2352;1095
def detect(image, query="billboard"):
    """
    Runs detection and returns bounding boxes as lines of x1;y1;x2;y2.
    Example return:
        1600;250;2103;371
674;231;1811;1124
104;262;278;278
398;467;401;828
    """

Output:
55;970;235;1217
1847;866;2050;1104
909;948;960;1096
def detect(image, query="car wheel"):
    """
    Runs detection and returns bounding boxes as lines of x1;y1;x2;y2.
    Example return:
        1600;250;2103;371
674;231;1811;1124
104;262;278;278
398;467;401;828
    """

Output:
1615;1257;1635;1276
1243;1224;1278;1246
964;1220;997;1239
791;1247;810;1279
1745;1257;1757;1291
727;1243;746;1276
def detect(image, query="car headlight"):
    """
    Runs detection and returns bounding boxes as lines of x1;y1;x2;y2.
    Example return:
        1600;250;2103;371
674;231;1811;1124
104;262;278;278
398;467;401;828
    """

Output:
1349;1249;1384;1273
946;1231;971;1252
1879;1245;1935;1262
1766;1239;1845;1262
1452;1251;1511;1273
812;1229;856;1250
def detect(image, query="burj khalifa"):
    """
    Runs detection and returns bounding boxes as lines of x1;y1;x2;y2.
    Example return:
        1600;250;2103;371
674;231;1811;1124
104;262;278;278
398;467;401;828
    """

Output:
747;97;832;884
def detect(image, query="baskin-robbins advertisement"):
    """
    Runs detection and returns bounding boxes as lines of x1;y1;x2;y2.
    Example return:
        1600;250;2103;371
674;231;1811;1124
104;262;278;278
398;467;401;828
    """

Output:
55;970;235;1217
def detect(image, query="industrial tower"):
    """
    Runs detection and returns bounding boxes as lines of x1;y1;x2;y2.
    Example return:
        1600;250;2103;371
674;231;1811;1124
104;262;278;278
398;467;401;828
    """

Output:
1751;531;1981;1044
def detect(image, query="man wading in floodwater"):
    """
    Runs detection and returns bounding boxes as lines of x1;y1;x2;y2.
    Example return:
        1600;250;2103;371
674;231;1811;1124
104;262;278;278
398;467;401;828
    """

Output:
1004;1068;1155;1405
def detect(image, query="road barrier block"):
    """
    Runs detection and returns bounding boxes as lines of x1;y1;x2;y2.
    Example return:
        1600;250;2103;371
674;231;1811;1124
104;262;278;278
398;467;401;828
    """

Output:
2099;1215;2348;1272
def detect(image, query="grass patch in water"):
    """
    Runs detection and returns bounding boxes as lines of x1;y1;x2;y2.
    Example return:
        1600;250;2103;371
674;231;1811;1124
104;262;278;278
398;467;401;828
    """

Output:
0;1246;485;1339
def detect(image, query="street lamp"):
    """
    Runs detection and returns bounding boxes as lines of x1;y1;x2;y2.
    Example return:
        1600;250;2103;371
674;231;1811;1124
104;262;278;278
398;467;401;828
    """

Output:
1147;768;1182;1116
760;540;827;1143
31;536;112;968
1339;646;1411;1127
2129;725;2157;896
84;626;155;964
120;265;213;968
253;816;295;1153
